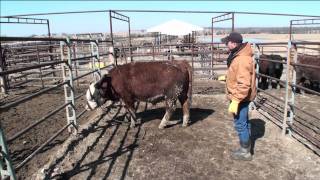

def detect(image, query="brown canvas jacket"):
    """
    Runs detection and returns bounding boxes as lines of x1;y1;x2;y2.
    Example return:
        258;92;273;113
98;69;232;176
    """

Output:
226;43;257;102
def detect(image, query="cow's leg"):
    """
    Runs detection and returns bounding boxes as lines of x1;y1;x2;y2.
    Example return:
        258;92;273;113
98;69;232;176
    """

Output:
127;107;137;128
271;75;277;89
258;77;262;89
276;82;280;89
305;79;311;89
261;76;267;90
315;82;320;92
121;98;137;128
159;100;175;129
124;111;131;122
179;96;190;127
134;101;142;124
276;70;283;89
271;81;278;89
298;77;305;94
267;78;272;89
300;79;311;95
268;66;274;89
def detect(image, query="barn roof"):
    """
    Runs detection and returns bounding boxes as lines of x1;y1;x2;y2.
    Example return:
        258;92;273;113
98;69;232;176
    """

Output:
146;19;203;36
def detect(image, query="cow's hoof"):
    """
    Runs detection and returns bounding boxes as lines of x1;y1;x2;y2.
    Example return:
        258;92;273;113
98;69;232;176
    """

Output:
124;115;130;121
158;124;166;129
137;118;142;124
130;123;136;128
182;123;188;127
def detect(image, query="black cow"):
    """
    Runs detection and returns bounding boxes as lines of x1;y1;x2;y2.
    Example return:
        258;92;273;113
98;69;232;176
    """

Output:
258;54;285;90
86;60;192;129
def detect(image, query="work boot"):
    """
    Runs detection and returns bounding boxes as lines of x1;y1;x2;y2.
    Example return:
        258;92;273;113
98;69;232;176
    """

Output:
231;141;252;161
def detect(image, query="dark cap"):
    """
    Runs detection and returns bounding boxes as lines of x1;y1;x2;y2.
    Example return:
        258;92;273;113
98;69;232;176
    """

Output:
221;32;243;44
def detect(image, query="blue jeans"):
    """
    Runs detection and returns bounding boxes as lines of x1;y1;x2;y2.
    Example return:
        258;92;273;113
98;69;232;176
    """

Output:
234;102;251;146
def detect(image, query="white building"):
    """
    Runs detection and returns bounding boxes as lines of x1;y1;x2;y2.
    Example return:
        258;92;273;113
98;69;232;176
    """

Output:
147;19;203;36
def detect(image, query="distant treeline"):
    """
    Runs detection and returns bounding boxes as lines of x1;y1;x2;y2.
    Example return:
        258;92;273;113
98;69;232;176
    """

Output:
202;27;320;35
14;26;319;38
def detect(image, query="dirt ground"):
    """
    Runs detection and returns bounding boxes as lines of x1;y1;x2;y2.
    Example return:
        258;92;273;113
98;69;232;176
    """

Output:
28;81;320;180
1;79;319;180
256;87;320;154
0;85;95;179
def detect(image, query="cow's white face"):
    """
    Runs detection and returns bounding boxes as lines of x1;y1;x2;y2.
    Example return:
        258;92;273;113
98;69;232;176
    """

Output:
85;83;105;110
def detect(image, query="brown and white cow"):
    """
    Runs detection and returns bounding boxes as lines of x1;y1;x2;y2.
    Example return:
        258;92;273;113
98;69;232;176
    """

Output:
86;60;192;129
295;54;320;93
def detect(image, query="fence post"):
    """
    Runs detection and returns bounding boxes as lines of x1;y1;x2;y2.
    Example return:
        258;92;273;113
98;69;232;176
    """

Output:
91;40;101;81
253;43;260;90
123;45;128;64
152;44;155;61
251;43;260;112
120;44;124;64
211;43;214;78
0;48;8;94
36;44;44;89
282;41;292;135
108;47;115;66
288;43;298;136
0;122;17;180
72;44;79;87
191;43;194;87
60;38;77;133
169;45;172;61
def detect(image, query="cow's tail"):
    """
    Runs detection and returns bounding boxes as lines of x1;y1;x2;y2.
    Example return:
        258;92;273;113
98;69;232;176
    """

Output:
185;61;193;107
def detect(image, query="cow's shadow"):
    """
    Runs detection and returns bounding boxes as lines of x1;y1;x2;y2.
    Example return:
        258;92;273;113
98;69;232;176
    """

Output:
50;104;214;180
135;105;215;128
250;118;266;155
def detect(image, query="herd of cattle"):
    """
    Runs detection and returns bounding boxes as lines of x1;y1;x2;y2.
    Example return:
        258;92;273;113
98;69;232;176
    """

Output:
258;53;320;92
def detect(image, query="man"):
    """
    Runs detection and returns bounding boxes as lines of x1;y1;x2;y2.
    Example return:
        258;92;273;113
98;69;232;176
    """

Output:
222;32;256;161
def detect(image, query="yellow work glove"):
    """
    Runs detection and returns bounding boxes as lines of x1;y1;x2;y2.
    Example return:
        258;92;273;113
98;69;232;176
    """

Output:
218;75;226;81
228;100;240;115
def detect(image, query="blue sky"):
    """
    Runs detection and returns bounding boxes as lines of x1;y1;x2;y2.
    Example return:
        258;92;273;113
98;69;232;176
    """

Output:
1;1;320;36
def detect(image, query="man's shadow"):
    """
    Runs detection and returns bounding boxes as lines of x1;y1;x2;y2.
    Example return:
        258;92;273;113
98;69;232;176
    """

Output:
250;118;266;155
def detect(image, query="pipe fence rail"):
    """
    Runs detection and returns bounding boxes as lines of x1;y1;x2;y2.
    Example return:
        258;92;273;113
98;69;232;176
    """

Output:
0;36;113;94
290;18;320;40
114;42;229;80
0;36;115;179
253;41;320;156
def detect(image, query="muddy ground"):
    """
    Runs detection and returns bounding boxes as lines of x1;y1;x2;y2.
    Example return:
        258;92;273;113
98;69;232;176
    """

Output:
30;82;319;180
